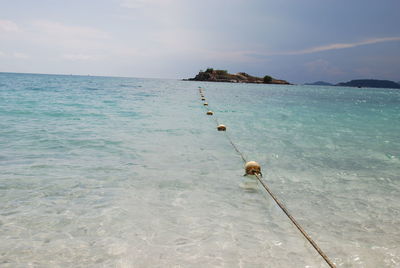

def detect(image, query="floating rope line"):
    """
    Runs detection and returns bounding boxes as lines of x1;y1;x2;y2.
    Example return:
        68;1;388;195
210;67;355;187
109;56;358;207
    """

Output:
198;87;336;268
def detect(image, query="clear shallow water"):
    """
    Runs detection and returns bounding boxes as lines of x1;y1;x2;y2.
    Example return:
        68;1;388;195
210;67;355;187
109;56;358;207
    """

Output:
0;73;399;267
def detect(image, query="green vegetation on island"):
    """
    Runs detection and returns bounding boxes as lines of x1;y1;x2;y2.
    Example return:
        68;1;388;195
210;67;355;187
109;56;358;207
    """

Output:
186;68;290;84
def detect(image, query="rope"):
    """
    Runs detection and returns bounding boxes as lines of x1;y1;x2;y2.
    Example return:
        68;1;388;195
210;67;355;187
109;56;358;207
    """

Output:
225;132;247;164
198;87;336;268
254;173;336;268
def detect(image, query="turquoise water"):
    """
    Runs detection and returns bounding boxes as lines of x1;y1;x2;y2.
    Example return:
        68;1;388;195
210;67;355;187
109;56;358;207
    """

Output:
0;72;399;267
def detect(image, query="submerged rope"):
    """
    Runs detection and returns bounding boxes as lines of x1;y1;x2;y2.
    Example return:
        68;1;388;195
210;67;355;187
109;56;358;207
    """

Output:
225;132;247;164
254;173;336;268
198;87;336;268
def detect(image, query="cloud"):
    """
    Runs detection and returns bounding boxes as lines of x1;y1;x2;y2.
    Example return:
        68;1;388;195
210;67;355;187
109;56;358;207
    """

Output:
0;20;119;63
0;51;30;59
0;19;111;50
178;36;400;63
276;37;400;55
32;20;110;40
28;20;115;56
305;59;344;76
354;67;376;77
119;0;175;8
13;52;29;59
119;0;149;8
62;54;102;61
0;19;156;64
0;19;19;32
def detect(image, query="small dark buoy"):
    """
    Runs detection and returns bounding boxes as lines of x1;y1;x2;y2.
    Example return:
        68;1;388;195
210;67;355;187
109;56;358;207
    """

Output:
201;98;206;101
217;124;226;131
206;111;213;115
244;161;262;176
203;102;208;106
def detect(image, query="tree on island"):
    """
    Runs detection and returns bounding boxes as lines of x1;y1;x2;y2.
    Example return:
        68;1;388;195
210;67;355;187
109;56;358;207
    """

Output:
263;75;272;83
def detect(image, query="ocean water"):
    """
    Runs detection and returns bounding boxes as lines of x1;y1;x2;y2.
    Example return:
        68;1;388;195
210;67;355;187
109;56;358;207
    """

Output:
0;72;399;267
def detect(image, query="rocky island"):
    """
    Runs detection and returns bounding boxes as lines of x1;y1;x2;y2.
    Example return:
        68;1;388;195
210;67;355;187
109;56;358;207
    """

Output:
186;68;290;84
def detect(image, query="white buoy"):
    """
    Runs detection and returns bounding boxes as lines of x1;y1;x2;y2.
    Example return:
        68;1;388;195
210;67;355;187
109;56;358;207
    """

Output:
203;102;208;106
217;124;226;131
244;161;262;176
206;111;213;115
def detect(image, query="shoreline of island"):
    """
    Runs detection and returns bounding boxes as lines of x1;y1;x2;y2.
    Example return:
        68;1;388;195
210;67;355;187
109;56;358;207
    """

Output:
183;68;291;85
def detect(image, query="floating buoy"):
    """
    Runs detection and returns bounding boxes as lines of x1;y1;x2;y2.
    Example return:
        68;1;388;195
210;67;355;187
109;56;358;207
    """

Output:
201;98;206;101
203;102;208;106
206;111;213;115
217;124;226;131
244;161;262;176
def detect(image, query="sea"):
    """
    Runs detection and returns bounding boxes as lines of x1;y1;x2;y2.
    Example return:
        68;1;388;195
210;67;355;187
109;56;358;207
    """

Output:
0;72;399;267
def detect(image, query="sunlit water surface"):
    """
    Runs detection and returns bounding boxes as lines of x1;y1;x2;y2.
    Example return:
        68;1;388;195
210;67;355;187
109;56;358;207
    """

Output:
1;73;399;267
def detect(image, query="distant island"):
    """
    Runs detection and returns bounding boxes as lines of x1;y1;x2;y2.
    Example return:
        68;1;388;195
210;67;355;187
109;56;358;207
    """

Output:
185;68;290;84
305;79;400;89
337;79;400;89
304;81;334;86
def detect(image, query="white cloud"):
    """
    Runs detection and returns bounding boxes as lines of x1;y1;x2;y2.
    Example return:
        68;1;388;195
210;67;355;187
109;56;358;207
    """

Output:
305;59;344;76
119;0;175;8
354;67;375;77
0;20;118;62
0;19;111;50
276;37;400;55
26;20;116;55
199;49;262;63
32;20;110;40
62;54;102;61
120;0;148;8
141;27;258;63
13;52;29;59
0;51;30;59
0;19;19;32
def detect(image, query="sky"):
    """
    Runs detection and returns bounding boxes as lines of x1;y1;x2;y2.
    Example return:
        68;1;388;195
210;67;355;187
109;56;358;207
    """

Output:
1;0;400;83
